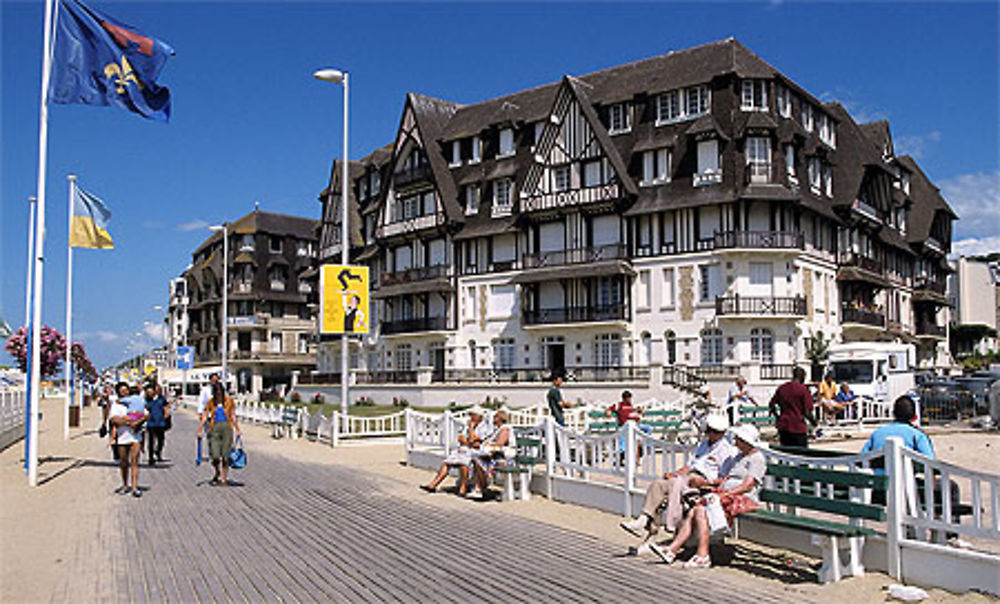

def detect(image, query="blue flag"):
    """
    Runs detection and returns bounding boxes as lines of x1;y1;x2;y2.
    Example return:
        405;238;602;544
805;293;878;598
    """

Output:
49;0;174;122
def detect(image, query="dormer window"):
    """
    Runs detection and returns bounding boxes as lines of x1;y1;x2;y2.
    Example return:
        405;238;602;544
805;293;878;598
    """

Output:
776;85;792;118
532;122;545;151
465;185;480;215
448;140;461;167
370;172;381;196
818;113;836;148
641;148;670;186
470;136;482;164
492;178;513;215
553;165;570;191
655;85;709;125
900;172;910;195
609;103;630;134
741;80;768;111
808;157;822;193
801;104;814;133
498;128;515;158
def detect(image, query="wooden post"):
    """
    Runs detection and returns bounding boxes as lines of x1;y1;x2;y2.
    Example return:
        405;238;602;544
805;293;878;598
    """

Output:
544;416;555;498
624;420;637;517
885;436;904;580
442;411;453;457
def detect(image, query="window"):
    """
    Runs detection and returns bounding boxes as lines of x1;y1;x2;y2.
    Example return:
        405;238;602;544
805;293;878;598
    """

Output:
665;330;677;365
818;113;835;147
741;80;768;111
784;144;796;179
533;122;545;150
488;285;517;318
449;140;461;167
239;235;254;252
699;265;711;302
594;333;622;368
637;270;651;309
656;85;709;123
465;185;480;215
808;157;822;192
270;333;283;353
492;338;515;370
470;136;482;163
493;179;513;214
700;328;723;366
749;262;772;286
609;103;630;133
822;164;833;197
269;266;287;291
661;268;675;308
641;148;670;185
695;140;721;184
464;285;477;320
583;160;604;187
498;128;515;157
900;172;910;195
396;344;412;371
657;90;682;122
370;172;381;196
801;104;814;132
750;328;774;363
746;137;771;182
269;235;282;253
597;276;623;307
298;334;309;354
776;85;792;118
553;165;570;191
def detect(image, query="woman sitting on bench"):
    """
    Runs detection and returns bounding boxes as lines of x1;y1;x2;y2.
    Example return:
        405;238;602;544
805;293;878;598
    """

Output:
472;410;516;500
420;406;492;497
650;424;767;568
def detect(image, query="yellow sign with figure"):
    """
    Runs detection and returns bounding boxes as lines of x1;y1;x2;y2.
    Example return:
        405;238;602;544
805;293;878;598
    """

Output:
320;264;370;335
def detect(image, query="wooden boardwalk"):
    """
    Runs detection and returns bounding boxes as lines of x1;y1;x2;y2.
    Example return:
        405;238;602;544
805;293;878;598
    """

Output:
51;412;799;603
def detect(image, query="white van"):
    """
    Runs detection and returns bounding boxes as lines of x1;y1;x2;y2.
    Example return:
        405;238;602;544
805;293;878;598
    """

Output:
826;342;916;405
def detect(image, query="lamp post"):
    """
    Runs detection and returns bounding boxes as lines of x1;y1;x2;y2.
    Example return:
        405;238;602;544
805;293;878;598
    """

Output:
209;224;229;390
314;67;350;425
152;304;168;368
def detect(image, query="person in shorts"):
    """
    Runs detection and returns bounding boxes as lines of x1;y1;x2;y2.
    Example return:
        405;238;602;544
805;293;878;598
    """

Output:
108;382;147;497
197;382;241;486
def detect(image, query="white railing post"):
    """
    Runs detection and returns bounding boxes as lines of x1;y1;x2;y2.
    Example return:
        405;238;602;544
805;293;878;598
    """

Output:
624;420;637;517
443;411;453;456
885;436;904;580
544;416;556;498
331;410;339;448
403;408;412;461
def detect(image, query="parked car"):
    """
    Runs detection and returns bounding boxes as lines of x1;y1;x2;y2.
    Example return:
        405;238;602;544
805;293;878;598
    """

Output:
918;381;976;422
954;376;997;414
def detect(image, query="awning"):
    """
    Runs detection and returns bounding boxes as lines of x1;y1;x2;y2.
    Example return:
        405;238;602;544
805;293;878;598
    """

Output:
371;278;452;299
512;260;635;284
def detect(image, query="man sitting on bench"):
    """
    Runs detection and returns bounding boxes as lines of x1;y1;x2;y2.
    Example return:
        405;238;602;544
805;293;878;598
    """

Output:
619;414;734;553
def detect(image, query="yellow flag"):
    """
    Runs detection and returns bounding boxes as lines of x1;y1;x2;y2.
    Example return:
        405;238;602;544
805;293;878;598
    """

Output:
70;186;114;249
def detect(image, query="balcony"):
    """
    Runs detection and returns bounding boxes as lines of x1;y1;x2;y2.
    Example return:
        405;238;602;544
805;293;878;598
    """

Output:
925;237;945;255
761;363;798;381
270;280;286;291
916;322;947;338
841;304;885;328
355;370;418;384
693;170;723;187
523;302;627;326
744;161;774;185
381;264;452;286
298;282;314;294
521;182;622;213
376;212;444;239
715;295;806;317
837;253;887;287
381;316;449;335
713;230;803;251
227;315;261;328
232;281;253;294
522;244;627;269
229;350;313;363
436;366;649;384
851;199;884;224
913;277;949;305
392;163;433;188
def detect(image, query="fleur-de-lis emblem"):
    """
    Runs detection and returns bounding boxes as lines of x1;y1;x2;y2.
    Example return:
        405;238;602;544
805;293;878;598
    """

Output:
103;56;144;94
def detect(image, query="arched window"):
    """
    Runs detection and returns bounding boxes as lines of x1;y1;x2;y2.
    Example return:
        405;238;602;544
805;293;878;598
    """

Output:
664;330;677;366
700;328;723;366
750;328;774;364
640;332;652;367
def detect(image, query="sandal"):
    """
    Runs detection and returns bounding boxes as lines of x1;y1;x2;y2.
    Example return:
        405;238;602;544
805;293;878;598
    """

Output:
684;555;711;569
209;478;220;486
419;485;436;493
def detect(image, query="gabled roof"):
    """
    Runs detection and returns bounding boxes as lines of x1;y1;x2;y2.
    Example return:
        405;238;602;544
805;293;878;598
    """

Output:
563;76;638;197
896;154;958;244
402;92;464;223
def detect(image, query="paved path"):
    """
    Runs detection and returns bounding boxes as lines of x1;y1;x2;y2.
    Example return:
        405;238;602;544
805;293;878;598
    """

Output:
50;412;798;603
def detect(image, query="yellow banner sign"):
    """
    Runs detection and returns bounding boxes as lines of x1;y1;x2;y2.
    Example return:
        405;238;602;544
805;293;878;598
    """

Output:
320;264;370;335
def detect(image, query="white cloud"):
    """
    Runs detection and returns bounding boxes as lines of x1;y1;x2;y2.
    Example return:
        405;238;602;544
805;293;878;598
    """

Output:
938;170;1000;240
77;330;120;343
952;235;1000;258
143;323;166;343
894;130;942;160
818;89;888;125
176;219;209;232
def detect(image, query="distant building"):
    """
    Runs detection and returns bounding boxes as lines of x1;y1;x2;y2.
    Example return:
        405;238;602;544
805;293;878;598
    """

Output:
179;209;319;394
313;38;956;390
949;258;999;357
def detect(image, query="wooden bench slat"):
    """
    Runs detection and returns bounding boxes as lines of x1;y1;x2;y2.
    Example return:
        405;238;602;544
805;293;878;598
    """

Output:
745;509;876;537
766;463;888;490
761;489;886;522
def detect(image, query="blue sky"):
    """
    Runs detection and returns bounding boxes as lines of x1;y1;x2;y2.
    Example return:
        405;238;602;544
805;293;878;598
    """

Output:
2;1;998;370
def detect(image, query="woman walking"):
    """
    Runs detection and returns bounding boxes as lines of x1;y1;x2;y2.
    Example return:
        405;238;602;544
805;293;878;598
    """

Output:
108;381;147;497
197;383;241;486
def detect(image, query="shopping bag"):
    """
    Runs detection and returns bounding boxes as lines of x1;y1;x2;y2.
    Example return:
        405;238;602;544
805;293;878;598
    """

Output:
703;493;729;533
228;436;246;469
196;436;203;466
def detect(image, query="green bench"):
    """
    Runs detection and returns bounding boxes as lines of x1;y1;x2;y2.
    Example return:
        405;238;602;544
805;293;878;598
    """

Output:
740;462;887;583
272;407;300;439
494;435;542;501
737;405;773;426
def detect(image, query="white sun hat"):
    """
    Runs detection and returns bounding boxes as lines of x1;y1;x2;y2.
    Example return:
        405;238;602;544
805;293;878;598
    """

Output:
467;405;486;417
730;424;763;449
705;413;729;433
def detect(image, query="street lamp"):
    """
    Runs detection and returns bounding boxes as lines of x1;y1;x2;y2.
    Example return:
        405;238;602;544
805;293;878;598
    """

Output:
209;223;229;389
152;304;169;365
314;66;351;426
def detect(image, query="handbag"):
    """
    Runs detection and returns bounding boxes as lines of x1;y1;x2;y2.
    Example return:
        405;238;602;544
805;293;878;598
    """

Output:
164;415;172;431
228;435;246;469
703;493;729;533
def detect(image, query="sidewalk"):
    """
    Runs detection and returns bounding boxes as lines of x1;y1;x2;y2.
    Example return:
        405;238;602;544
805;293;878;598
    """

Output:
0;398;120;602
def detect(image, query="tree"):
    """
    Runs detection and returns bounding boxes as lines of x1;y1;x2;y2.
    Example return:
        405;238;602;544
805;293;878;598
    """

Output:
804;329;831;382
71;342;98;381
5;326;67;380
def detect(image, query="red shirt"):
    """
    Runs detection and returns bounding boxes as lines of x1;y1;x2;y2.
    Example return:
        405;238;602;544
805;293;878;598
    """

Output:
770;381;814;434
608;401;640;426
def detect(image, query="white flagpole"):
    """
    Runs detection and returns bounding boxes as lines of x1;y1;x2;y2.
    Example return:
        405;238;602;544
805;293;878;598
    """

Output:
64;174;76;440
24;197;37;330
29;0;57;486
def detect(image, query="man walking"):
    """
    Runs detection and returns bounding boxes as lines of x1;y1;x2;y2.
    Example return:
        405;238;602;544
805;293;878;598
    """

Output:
726;376;753;425
143;382;169;465
769;366;817;447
